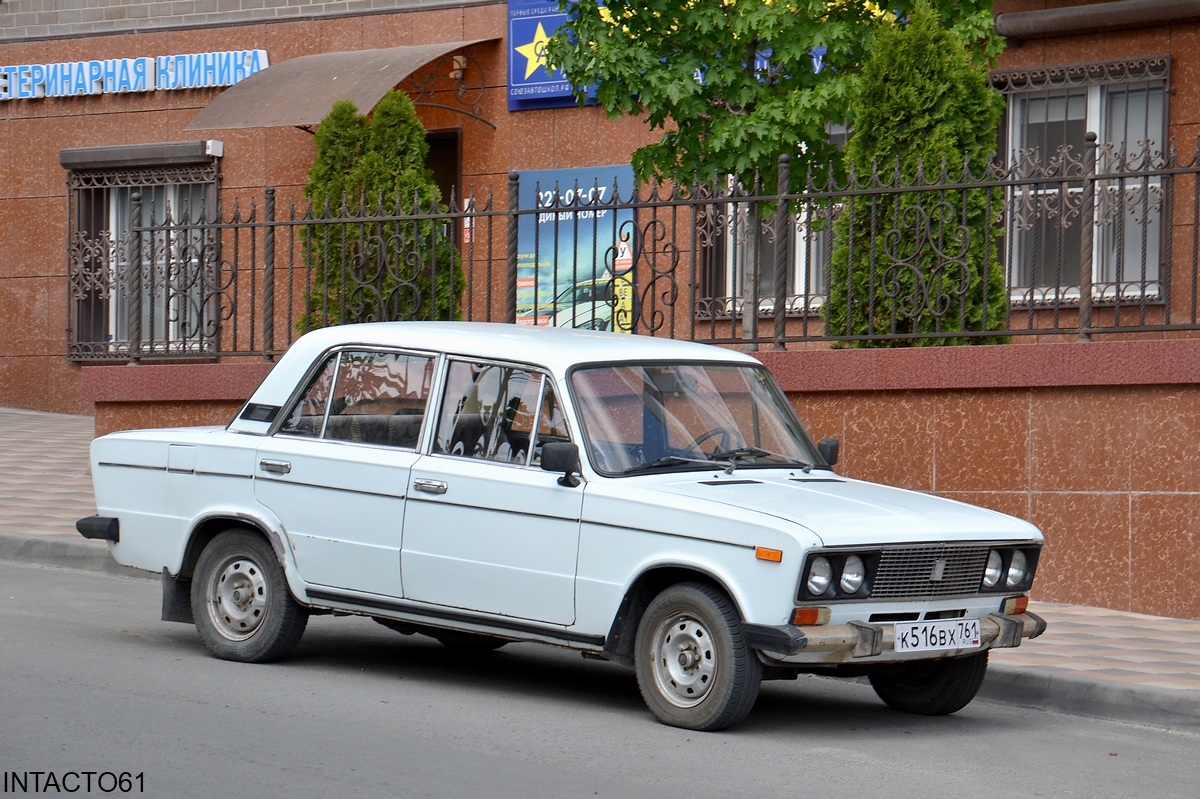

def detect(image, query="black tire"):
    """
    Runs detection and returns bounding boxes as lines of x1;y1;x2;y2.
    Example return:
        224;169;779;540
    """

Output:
634;582;762;731
868;651;989;715
190;529;308;663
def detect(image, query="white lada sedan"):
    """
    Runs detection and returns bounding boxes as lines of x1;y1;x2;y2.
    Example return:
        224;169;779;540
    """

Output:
78;322;1045;731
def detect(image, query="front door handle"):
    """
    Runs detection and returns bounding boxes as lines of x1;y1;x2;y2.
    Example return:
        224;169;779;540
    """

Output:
259;458;292;475
413;478;448;495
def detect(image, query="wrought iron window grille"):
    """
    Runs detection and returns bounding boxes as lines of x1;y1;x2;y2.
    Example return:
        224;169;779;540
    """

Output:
66;161;222;362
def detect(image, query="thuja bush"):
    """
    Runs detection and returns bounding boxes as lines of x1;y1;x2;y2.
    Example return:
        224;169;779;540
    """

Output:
300;90;462;331
824;2;1008;346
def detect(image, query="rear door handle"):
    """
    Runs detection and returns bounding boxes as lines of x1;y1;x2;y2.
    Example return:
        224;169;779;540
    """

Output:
413;479;448;495
259;459;292;475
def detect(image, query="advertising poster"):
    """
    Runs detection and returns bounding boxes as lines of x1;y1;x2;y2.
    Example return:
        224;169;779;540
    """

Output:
507;0;576;111
516;164;636;333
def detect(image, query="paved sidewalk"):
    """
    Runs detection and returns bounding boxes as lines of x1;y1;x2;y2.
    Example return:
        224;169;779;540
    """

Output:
2;406;1198;732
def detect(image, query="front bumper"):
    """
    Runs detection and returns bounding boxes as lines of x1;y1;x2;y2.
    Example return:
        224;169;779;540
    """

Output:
745;611;1047;665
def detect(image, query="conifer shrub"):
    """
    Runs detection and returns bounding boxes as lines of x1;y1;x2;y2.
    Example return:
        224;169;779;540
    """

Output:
824;2;1008;346
300;90;463;331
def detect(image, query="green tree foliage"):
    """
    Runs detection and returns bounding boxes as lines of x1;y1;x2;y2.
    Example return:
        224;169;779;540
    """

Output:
300;90;463;331
546;0;1001;189
823;2;1008;346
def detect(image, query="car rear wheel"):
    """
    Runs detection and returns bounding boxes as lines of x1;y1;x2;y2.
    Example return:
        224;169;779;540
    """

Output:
190;529;307;663
634;582;761;731
868;651;989;715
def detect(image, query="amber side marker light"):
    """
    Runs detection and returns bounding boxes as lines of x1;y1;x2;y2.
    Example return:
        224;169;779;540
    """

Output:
1002;596;1030;615
792;607;831;625
755;547;783;563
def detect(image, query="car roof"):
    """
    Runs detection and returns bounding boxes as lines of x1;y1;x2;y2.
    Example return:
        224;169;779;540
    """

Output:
300;321;753;369
231;322;759;433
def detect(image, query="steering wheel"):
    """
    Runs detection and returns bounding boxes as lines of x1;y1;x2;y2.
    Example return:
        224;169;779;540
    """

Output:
686;427;735;456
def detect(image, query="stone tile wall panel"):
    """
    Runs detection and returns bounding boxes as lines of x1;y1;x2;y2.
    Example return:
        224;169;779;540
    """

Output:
1030;388;1134;494
1032;491;1132;610
934;390;1030;493
4;198;66;281
0;1;480;41
842;391;936;491
1131;388;1200;494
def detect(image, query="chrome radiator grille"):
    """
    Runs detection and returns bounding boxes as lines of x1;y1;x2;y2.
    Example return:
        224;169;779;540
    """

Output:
870;544;992;599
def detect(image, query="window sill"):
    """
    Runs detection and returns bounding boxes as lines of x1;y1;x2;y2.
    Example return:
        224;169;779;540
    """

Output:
68;341;218;363
696;295;827;320
1009;282;1163;306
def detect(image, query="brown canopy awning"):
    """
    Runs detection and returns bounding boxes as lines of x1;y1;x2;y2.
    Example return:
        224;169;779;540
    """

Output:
185;39;497;131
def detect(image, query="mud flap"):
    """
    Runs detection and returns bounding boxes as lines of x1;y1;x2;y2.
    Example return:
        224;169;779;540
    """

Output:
161;568;193;624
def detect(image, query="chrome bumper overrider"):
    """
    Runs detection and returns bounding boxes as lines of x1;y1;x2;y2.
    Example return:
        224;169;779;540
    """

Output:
745;611;1047;664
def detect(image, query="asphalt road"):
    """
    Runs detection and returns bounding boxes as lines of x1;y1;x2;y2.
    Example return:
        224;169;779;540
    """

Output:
2;560;1196;799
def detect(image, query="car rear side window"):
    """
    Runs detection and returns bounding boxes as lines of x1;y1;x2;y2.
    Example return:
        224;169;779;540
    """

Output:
279;355;337;437
279;349;435;448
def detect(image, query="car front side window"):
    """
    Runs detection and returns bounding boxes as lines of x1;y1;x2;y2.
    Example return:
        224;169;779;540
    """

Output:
532;384;569;466
433;360;555;465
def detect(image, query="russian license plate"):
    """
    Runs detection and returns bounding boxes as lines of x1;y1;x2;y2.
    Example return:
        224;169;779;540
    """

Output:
893;619;982;653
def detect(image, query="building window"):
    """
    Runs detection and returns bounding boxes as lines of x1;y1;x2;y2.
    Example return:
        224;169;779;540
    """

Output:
62;142;221;360
702;124;846;317
700;192;836;321
993;56;1169;301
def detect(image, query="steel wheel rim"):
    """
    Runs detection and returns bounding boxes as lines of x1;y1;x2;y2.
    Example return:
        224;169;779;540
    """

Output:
650;613;717;708
206;555;269;641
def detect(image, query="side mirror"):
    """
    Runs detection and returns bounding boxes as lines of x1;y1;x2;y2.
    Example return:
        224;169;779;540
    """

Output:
541;441;582;487
817;437;840;467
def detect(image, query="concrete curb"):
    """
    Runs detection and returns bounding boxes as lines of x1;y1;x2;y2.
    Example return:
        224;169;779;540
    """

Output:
980;663;1200;732
0;531;149;578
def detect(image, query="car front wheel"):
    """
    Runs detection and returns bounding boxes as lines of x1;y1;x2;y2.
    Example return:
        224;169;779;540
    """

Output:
190;529;308;663
634;582;762;731
868;651;989;715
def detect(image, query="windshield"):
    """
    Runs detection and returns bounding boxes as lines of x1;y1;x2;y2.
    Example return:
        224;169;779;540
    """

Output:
571;362;824;475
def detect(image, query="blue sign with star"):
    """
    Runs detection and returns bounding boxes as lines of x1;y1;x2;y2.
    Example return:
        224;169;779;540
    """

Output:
508;0;578;111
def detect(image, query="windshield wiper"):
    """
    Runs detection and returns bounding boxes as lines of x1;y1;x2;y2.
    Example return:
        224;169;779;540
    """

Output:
622;449;816;476
622;455;727;475
709;447;815;473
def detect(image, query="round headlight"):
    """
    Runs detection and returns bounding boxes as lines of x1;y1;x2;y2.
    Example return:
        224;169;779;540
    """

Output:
1006;550;1028;588
806;556;833;596
839;555;866;594
982;550;1004;589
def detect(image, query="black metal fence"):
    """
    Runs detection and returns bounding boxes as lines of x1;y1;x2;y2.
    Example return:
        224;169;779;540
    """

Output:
66;135;1200;361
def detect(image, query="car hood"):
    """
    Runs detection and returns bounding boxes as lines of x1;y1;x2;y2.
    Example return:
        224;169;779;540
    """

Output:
650;471;1039;547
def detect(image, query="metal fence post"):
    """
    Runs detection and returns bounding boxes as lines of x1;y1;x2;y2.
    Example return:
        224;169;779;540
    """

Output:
743;176;761;352
263;187;276;359
773;154;791;350
506;171;520;324
127;191;143;364
1078;132;1097;342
